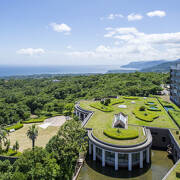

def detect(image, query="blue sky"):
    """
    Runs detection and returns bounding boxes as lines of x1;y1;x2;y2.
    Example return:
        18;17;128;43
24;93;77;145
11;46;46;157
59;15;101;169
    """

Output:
0;0;180;66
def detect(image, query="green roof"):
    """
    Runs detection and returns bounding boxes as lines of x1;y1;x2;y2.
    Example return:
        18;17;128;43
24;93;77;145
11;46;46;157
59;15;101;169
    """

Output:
79;97;178;145
80;97;177;129
93;125;146;146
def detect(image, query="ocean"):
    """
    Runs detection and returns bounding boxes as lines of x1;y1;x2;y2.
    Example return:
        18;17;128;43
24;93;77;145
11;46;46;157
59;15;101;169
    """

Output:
0;65;122;77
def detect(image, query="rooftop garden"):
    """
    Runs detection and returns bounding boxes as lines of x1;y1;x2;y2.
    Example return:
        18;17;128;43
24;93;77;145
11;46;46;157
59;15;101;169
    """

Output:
80;97;177;130
79;96;178;145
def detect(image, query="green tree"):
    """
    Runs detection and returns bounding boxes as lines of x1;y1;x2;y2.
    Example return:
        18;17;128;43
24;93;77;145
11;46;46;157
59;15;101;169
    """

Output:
13;141;19;153
27;125;38;150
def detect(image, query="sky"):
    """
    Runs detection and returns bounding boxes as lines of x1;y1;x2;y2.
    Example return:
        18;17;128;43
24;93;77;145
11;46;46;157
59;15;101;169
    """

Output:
0;0;180;66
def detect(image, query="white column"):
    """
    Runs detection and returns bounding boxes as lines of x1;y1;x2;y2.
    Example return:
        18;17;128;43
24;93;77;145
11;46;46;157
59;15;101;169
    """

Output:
140;151;143;168
84;114;86;120
115;152;118;171
102;149;105;167
128;153;132;171
146;147;150;163
93;144;96;161
89;141;92;155
79;112;81;119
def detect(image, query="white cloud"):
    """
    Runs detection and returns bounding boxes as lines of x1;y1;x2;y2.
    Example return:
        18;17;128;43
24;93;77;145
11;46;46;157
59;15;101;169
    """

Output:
50;23;71;34
114;41;120;46
127;13;143;21
67;45;72;49
147;10;166;17
67;27;180;63
100;14;124;20
107;14;124;20
16;48;45;56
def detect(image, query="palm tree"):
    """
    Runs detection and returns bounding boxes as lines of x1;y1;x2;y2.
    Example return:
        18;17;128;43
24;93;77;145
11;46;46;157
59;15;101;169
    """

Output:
13;140;19;153
27;125;38;150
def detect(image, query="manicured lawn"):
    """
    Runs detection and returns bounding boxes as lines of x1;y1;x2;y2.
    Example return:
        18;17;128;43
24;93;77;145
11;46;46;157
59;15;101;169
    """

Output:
8;123;60;152
80;97;177;130
93;125;145;146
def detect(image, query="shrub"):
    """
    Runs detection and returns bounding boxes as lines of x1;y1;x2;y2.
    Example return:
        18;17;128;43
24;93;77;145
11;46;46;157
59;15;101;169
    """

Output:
90;102;113;112
139;106;146;111
100;100;104;105
109;99;124;105
123;96;138;100
104;98;111;106
22;116;47;124
103;128;139;140
5;122;23;131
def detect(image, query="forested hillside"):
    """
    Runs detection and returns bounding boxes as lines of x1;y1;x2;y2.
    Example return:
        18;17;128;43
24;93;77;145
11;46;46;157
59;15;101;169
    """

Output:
0;72;168;125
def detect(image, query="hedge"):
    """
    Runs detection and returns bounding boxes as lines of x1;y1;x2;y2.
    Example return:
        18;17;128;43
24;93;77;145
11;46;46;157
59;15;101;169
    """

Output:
123;96;139;100
90;102;113;112
22;116;47;124
103;128;139;140
5;122;23;131
133;109;159;122
109;99;124;105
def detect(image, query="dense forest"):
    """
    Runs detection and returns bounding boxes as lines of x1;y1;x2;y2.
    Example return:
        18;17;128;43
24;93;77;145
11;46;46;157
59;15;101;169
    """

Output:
0;118;87;180
0;72;168;125
0;72;169;179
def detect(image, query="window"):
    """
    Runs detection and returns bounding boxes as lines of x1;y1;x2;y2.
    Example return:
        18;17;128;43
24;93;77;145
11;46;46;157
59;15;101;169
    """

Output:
162;137;166;142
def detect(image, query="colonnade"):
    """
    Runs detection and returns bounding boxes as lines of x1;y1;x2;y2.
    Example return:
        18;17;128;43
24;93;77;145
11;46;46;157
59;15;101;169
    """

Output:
89;141;150;171
74;109;87;120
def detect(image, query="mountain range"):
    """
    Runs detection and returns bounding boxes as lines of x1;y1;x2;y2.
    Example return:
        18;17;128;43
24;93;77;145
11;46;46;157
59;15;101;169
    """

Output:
107;59;180;73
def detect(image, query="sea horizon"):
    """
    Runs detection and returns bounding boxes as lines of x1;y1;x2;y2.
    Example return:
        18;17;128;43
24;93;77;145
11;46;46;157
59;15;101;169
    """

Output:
0;65;129;77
